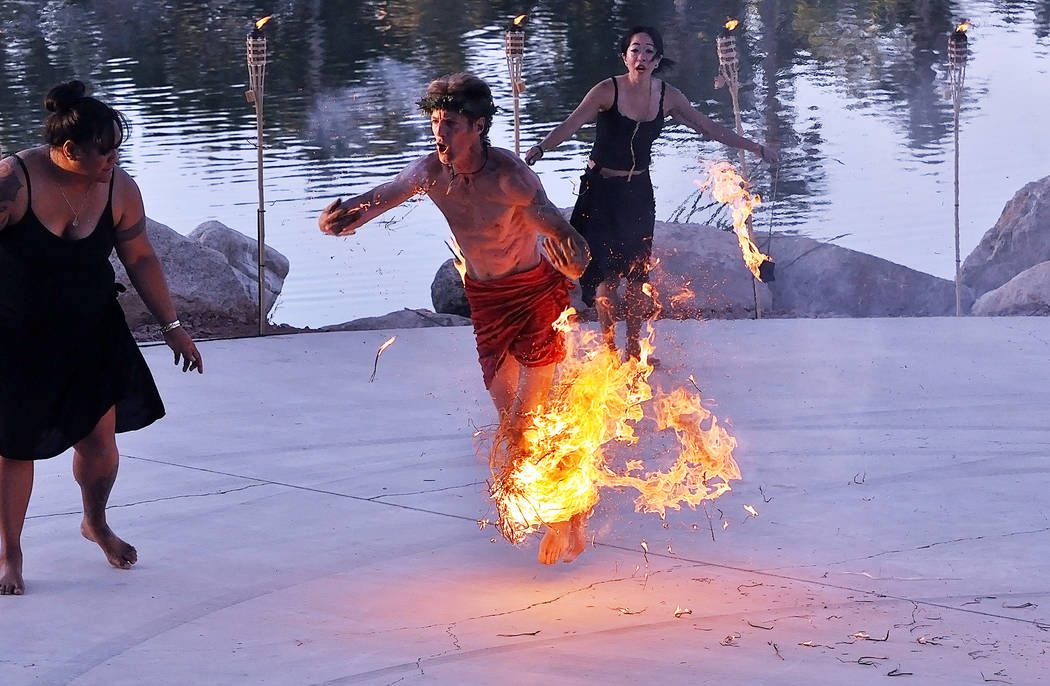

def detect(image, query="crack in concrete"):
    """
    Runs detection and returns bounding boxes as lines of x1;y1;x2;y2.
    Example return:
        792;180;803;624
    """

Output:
367;481;484;500
25;483;268;520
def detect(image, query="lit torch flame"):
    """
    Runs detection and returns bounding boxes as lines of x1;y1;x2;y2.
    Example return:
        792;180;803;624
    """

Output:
513;14;526;27
697;161;774;281
724;19;739;31
255;15;272;30
490;310;741;543
955;21;971;33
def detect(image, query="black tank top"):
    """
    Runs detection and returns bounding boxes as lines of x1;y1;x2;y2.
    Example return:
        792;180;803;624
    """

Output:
0;154;118;325
589;77;666;171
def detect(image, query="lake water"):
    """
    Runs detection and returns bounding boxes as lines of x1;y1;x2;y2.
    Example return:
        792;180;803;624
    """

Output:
1;0;1047;328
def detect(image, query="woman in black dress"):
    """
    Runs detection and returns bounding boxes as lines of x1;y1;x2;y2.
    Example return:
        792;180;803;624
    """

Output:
0;81;203;595
527;26;777;362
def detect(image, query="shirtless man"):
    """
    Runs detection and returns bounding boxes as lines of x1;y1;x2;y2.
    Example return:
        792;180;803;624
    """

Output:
319;73;591;565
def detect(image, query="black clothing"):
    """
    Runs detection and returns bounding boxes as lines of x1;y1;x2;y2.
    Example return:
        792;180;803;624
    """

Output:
0;154;164;460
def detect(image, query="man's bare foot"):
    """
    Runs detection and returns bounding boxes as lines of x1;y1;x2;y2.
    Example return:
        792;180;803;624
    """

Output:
81;520;137;569
538;520;572;565
561;512;588;563
0;554;24;595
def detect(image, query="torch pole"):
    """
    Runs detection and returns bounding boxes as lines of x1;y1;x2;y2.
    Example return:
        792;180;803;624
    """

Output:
255;99;266;334
948;23;969;317
247;21;270;335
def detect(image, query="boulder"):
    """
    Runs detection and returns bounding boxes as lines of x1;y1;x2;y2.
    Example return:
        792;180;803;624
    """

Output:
111;218;254;331
961;175;1050;298
650;220;771;318
763;233;964;317
188;220;290;315
431;259;471;317
971;260;1050;316
320;308;471;331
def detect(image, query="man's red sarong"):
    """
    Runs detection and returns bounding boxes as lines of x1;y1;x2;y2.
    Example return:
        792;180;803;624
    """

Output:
464;258;571;389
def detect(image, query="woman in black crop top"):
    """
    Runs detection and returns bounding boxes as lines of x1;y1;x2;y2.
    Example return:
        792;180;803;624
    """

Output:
527;26;777;363
0;81;204;595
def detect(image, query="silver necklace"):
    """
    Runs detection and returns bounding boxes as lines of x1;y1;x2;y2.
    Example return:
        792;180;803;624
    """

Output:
50;151;91;228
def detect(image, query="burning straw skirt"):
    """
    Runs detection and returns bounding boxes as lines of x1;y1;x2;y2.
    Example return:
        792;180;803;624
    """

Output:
570;167;656;307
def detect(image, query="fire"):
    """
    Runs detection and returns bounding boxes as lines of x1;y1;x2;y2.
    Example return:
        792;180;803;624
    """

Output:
376;335;396;356
724;19;739;31
445;235;467;284
255;16;272;30
697;161;772;280
955;21;971;33
513;14;526;27
490;310;740;543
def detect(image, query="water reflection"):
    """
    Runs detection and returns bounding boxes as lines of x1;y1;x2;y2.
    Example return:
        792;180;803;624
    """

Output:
0;0;1047;326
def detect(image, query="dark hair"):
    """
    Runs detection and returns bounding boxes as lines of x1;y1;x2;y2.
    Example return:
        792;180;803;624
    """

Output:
417;73;498;145
43;80;129;152
619;26;676;74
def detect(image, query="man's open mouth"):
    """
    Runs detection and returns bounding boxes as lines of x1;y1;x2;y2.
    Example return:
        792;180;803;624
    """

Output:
436;142;449;154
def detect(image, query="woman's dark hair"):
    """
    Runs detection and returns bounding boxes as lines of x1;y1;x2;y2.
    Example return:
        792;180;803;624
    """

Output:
619;25;676;74
417;73;498;145
43;80;129;152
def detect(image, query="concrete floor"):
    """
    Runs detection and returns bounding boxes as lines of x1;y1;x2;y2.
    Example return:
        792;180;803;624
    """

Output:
2;317;1049;685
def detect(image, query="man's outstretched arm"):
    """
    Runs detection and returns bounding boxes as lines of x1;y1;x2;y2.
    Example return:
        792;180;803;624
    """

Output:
319;158;433;236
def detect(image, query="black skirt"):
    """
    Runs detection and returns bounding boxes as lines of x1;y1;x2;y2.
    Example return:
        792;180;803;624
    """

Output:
570;168;656;307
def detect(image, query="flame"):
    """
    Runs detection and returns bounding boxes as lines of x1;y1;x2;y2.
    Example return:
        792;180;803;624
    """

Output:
724;19;739;31
255;15;272;30
955;21;971;33
513;14;526;26
376;335;396;356
490;310;740;543
670;282;695;307
697;161;772;280
744;504;759;517
445;235;467;284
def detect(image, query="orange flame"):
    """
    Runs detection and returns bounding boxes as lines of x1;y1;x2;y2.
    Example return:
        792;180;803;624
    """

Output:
724;19;740;31
255;16;272;30
490;311;740;543
955;21;971;33
697;161;772;280
513;14;526;26
445;235;467;284
376;335;396;355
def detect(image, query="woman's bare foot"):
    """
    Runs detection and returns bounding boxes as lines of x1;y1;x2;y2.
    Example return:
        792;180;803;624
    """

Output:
538;520;572;565
81;520;137;569
0;553;24;595
561;512;588;563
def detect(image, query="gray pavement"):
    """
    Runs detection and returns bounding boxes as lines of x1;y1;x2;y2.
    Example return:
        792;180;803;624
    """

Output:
2;317;1049;685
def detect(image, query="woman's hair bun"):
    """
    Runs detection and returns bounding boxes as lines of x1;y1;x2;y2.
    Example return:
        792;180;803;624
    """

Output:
44;80;87;113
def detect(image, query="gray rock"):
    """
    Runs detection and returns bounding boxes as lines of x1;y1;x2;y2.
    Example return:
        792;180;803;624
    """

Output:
188;220;290;315
431;259;471;317
111;218;256;330
650;221;771;318
961;174;1050;298
320;308;471;331
763;233;965;317
971;260;1050;316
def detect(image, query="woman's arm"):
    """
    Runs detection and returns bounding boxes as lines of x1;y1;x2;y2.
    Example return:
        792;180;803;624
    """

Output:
664;85;778;164
524;80;614;165
0;156;27;233
112;169;203;372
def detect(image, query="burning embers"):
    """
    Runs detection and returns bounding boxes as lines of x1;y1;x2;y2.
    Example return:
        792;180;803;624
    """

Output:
489;311;740;544
697;161;776;283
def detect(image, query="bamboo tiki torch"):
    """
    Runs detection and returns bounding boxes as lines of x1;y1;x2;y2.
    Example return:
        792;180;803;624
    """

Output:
716;19;761;318
246;16;271;335
505;15;526;155
948;20;970;317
